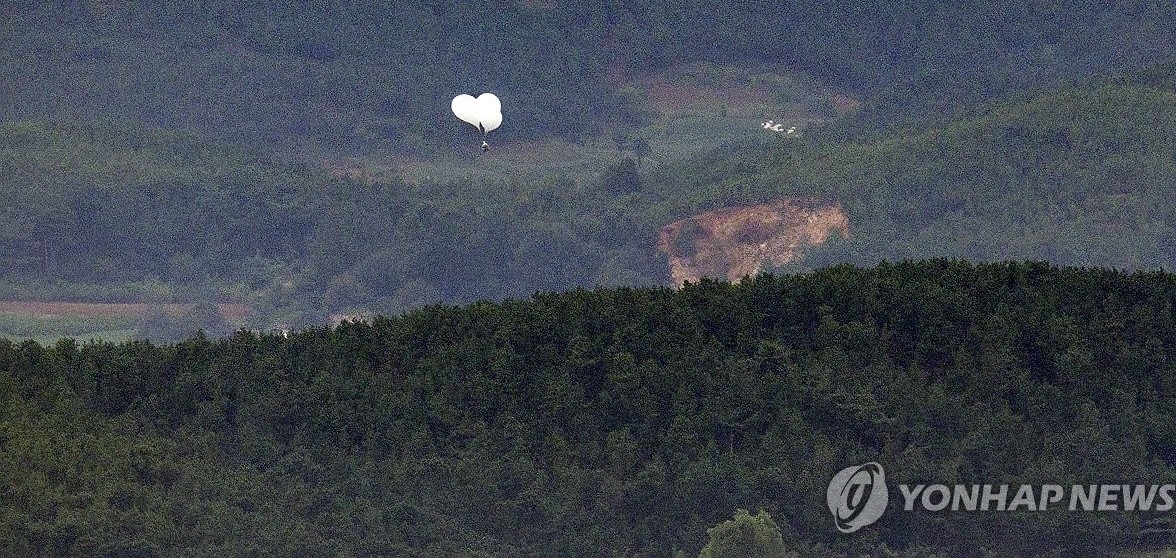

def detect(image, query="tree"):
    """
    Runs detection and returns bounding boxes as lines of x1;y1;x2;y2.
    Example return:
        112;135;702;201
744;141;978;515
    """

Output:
698;509;796;558
601;156;641;195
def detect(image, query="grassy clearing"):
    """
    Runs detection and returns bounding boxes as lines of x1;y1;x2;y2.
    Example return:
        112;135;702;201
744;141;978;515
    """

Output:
382;62;842;187
382;111;794;187
0;302;253;344
0;311;138;336
0;311;139;344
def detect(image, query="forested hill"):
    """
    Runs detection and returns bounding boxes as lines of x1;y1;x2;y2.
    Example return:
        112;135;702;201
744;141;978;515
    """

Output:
0;119;667;329
8;72;1176;331
3;261;1176;556
656;80;1176;271
2;2;1173;153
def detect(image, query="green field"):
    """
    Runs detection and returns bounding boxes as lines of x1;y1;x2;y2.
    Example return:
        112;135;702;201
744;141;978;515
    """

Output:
0;301;254;344
0;311;139;344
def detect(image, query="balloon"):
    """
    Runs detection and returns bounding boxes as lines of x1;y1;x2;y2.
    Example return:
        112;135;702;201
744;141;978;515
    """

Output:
480;107;502;133
451;94;481;128
476;93;500;115
475;93;502;133
451;93;502;136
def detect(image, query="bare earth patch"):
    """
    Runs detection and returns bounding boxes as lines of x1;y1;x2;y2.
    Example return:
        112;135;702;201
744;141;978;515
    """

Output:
646;81;774;115
658;197;849;287
631;61;853;119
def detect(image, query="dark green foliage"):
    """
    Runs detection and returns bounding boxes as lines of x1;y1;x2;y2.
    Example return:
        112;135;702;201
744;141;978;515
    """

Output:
135;302;234;343
698;509;796;558
2;2;1173;153
3;261;1176;556
0;120;320;285
0;120;669;324
602;156;641;195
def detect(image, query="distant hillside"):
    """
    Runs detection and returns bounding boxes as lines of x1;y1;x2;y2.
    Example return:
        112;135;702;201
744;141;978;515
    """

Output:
653;80;1176;274
2;2;1173;154
0;120;321;291
9;73;1176;335
0;120;672;333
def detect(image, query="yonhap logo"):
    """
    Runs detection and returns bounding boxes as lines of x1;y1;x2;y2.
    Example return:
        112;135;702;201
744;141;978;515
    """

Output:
825;461;1176;534
827;462;889;533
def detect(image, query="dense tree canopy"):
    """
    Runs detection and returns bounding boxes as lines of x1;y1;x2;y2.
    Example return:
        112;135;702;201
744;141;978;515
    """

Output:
697;509;796;558
0;120;668;329
3;261;1176;556
6;67;1176;334
2;1;1173;152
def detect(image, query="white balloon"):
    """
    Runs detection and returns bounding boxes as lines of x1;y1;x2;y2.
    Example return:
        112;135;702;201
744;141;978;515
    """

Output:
476;93;501;115
480;109;502;133
452;92;503;135
451;94;481;128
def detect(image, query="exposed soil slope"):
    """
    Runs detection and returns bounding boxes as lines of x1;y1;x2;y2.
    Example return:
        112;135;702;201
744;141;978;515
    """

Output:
658;197;848;286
